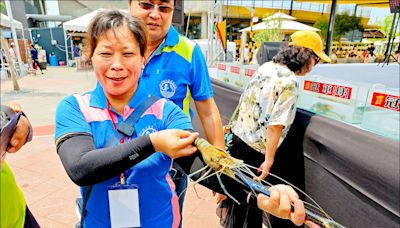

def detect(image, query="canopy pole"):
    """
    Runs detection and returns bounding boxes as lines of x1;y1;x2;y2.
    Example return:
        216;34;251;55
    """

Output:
382;12;399;65
63;31;69;67
289;0;294;15
325;0;338;56
70;34;74;66
351;4;358;41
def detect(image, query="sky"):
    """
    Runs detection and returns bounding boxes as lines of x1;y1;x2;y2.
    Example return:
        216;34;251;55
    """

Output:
365;7;391;24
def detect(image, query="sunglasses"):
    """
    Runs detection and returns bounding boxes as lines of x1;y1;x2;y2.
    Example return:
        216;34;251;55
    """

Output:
138;1;174;14
312;53;321;64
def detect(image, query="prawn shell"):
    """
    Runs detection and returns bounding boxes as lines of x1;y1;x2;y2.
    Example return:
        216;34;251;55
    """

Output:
194;138;242;178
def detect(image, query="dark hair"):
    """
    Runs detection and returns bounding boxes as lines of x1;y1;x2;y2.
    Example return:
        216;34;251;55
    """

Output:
85;9;147;58
272;46;315;72
128;0;175;6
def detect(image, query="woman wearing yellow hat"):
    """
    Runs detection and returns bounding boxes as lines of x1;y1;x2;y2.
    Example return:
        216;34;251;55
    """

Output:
217;30;330;228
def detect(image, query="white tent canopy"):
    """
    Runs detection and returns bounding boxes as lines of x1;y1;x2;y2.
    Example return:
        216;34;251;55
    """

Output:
240;20;320;33
0;13;23;30
63;9;106;32
63;8;128;33
240;11;319;33
263;12;296;21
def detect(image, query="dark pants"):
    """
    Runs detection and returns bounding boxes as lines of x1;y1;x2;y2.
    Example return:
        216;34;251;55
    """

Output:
33;59;43;73
170;163;188;228
217;134;264;228
218;134;302;228
24;206;40;228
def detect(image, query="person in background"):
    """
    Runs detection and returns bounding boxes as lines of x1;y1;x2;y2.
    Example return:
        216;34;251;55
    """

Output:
361;49;368;59
73;42;83;69
348;46;358;58
251;43;259;65
1;103;40;228
367;43;375;57
243;43;250;64
73;43;81;59
127;1;225;224
329;48;337;63
0;48;6;64
9;42;17;61
218;30;331;228
30;44;43;75
363;52;372;63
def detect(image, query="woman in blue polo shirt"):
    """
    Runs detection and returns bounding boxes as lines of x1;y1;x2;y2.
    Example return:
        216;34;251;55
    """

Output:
55;9;311;228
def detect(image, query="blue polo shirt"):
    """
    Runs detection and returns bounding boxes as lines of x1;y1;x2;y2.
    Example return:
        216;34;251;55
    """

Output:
141;26;213;119
55;81;192;228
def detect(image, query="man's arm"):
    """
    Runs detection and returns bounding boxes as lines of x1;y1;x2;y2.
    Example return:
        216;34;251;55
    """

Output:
194;98;225;150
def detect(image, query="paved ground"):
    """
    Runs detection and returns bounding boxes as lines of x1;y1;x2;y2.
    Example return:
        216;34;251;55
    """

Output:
2;67;220;228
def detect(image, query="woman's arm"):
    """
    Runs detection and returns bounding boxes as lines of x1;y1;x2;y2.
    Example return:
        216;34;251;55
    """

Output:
57;129;198;186
256;125;283;180
57;133;155;186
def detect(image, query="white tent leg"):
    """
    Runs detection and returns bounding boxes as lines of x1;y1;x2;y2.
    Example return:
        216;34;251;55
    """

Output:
64;31;69;67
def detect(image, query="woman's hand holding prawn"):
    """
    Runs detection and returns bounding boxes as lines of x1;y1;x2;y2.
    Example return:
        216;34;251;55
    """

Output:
149;129;199;159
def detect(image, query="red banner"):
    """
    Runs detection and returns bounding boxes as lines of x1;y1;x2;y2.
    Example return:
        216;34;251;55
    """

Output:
230;66;241;75
371;92;400;112
244;68;256;77
217;63;226;71
303;80;352;100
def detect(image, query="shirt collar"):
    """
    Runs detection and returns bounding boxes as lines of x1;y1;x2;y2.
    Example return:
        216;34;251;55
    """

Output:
163;26;179;47
89;80;149;110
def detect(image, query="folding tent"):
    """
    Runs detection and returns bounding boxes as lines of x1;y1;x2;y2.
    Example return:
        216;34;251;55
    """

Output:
0;13;23;30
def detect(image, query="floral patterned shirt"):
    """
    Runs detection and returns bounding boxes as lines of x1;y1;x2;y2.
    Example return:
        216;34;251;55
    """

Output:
232;61;299;154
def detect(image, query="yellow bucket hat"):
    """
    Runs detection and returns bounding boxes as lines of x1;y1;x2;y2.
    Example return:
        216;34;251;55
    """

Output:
289;31;331;63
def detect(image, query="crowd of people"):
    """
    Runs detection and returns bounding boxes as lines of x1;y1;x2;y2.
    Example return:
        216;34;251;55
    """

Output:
330;44;376;63
328;43;400;63
1;1;345;228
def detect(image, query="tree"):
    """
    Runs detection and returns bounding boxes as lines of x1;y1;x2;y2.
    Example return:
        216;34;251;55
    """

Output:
314;12;363;41
376;14;400;37
252;18;283;45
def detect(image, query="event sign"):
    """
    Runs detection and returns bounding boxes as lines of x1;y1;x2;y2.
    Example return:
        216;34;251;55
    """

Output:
217;63;226;71
303;80;353;100
244;68;256;77
230;65;241;75
370;92;400;112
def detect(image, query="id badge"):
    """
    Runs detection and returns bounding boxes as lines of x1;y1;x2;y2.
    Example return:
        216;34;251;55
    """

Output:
108;183;140;228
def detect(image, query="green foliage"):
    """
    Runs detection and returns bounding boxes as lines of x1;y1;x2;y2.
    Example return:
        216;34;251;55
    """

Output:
314;17;329;41
252;19;283;45
314;12;363;41
376;14;399;37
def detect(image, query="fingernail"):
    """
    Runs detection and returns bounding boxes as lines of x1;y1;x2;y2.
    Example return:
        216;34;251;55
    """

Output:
11;139;18;146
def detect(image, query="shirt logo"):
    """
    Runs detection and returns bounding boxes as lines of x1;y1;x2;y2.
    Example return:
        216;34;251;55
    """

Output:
139;126;157;136
159;79;176;98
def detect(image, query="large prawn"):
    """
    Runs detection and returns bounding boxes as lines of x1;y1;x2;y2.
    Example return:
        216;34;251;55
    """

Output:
190;137;345;228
